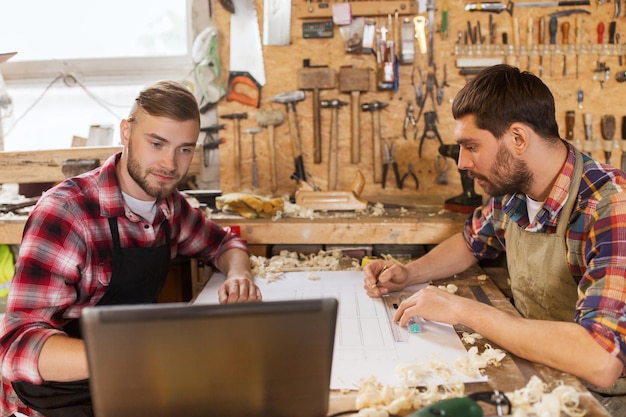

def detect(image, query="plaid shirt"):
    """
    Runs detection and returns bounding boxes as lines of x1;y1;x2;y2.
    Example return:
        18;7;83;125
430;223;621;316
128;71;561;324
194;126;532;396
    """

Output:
0;153;247;416
464;141;626;369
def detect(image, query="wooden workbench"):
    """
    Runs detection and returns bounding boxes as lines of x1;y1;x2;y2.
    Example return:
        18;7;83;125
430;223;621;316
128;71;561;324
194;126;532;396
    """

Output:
0;203;467;246
324;265;611;416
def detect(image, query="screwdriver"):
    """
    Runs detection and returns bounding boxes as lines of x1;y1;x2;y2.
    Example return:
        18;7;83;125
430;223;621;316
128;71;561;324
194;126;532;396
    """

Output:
584;112;593;155
575;16;582;78
561;21;570;76
549;16;558;77
539;17;546;77
565;110;575;141
527;17;534;71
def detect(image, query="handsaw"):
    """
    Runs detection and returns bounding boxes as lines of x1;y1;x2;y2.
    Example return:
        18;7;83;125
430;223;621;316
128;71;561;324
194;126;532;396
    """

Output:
228;0;266;107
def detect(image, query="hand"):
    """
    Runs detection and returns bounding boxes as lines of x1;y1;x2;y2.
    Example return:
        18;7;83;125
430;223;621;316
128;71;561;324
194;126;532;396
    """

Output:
218;277;262;304
393;285;465;326
362;260;410;297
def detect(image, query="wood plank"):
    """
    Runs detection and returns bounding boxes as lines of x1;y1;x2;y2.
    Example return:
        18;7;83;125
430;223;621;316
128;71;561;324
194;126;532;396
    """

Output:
294;0;418;19
0;145;203;184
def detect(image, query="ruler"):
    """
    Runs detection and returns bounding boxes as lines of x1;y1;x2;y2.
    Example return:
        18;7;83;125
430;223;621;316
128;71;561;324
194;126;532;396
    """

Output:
382;292;413;343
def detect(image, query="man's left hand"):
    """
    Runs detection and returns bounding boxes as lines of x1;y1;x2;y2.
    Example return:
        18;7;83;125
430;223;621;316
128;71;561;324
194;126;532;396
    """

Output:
218;277;262;304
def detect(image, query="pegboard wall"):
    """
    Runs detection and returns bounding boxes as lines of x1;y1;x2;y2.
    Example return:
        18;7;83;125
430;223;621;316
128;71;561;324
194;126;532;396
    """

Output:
212;0;626;201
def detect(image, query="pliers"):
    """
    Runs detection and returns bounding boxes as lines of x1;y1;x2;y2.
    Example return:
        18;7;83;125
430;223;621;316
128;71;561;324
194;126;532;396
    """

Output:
400;163;419;190
403;102;418;141
382;141;402;189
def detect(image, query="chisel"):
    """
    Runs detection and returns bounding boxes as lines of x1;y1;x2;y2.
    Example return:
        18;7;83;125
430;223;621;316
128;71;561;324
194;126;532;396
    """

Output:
565;110;575;141
561;21;570;76
549;16;558;77
538;16;546;76
601;115;616;165
584;112;593;154
621;116;626;172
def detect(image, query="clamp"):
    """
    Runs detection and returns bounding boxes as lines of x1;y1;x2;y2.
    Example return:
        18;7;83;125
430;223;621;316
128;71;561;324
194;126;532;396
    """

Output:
419;111;443;158
382;141;402;189
400;163;419;190
403;102;418;141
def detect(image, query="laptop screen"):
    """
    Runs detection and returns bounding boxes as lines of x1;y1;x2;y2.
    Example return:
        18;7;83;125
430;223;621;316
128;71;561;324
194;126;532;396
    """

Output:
81;299;338;417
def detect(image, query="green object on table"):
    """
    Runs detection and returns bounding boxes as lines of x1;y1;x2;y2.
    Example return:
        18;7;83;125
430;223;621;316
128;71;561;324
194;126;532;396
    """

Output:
408;397;484;417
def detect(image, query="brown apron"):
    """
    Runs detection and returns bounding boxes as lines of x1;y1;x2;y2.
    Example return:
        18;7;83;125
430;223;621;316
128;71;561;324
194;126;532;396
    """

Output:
506;149;626;398
505;149;582;322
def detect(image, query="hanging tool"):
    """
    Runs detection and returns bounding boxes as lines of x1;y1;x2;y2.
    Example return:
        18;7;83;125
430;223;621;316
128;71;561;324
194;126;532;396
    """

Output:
412;66;425;108
436;64;449;105
549;15;558;77
464;0;591;15
419;111;443;158
575;16;582;78
321;99;348;191
270;91;308;184
400;163;419;189
338;67;370;164
565;110;575;141
403;102;418;141
438;144;483;213
200;124;226;168
415;71;439;125
439;0;449;40
228;0;265;108
561;21;570;76
243;128;262;189
601;115;616;165
435;154;449;184
584;112;594;155
297;61;337;164
382;140;402;189
427;0;436;66
413;16;428;57
526;17;534;71
621;116;626;172
362;101;389;184
538;16;546;77
256;108;284;194
512;17;521;68
262;0;291;46
220;112;248;189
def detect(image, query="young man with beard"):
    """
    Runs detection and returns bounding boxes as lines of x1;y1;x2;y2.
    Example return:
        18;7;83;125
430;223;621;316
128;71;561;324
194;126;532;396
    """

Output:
363;65;626;413
0;80;262;417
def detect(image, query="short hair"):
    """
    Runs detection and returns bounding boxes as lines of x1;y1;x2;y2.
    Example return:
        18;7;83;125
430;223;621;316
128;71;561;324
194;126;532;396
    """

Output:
451;65;560;141
129;80;200;127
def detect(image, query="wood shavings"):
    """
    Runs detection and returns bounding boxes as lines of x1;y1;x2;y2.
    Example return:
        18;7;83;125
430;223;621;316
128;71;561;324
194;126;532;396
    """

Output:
271;198;317;220
305;272;321;280
250;249;360;282
357;202;386;217
506;376;587;417
437;283;459;294
460;332;483;345
454;344;506;379
477;274;489;281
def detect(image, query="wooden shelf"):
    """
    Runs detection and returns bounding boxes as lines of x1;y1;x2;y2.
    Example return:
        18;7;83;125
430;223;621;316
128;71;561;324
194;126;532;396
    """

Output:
295;0;419;19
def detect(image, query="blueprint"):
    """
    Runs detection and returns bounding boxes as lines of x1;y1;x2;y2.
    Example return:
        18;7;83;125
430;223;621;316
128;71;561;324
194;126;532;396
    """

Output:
194;270;486;389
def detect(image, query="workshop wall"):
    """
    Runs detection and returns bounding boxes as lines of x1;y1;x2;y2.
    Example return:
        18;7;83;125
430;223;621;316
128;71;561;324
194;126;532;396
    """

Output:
213;0;625;203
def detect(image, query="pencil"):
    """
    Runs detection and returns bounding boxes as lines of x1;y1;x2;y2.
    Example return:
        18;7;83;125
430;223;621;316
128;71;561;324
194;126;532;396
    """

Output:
372;264;389;288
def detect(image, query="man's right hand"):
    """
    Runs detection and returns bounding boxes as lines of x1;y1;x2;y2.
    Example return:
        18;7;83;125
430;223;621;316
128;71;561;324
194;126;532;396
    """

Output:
362;260;410;297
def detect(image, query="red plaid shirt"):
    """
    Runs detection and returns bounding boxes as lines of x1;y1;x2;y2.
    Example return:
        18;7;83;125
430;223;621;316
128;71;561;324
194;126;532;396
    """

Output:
0;153;247;416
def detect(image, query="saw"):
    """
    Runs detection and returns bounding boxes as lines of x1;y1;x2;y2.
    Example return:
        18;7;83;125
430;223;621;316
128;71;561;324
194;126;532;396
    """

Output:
228;0;266;107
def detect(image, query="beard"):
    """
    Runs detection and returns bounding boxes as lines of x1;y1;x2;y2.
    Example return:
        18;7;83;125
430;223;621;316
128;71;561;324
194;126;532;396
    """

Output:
469;142;533;197
126;145;182;200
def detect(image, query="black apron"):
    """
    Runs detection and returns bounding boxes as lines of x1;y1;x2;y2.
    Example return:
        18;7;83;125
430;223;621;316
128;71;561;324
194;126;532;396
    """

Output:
12;217;171;417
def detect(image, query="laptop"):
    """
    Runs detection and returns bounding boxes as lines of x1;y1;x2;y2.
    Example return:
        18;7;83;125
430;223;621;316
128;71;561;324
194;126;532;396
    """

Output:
81;298;338;417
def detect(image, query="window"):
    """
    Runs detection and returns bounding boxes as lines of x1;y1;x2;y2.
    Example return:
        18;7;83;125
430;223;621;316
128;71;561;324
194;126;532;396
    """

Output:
0;0;192;151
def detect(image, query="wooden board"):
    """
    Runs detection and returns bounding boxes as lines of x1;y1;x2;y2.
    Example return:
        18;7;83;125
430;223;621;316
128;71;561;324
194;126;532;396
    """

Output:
0;145;204;184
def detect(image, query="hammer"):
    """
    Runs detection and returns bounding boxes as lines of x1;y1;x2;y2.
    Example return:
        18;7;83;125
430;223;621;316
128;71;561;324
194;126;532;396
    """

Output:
220;112;248;188
321;99;348;190
362;101;388;184
270;91;307;183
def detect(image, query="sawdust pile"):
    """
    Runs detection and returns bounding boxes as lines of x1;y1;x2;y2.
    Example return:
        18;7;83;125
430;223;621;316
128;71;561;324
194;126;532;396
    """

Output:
250;249;361;282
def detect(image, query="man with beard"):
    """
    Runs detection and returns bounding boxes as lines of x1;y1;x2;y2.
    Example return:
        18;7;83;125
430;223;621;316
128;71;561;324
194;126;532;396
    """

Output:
0;80;262;417
363;65;626;413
